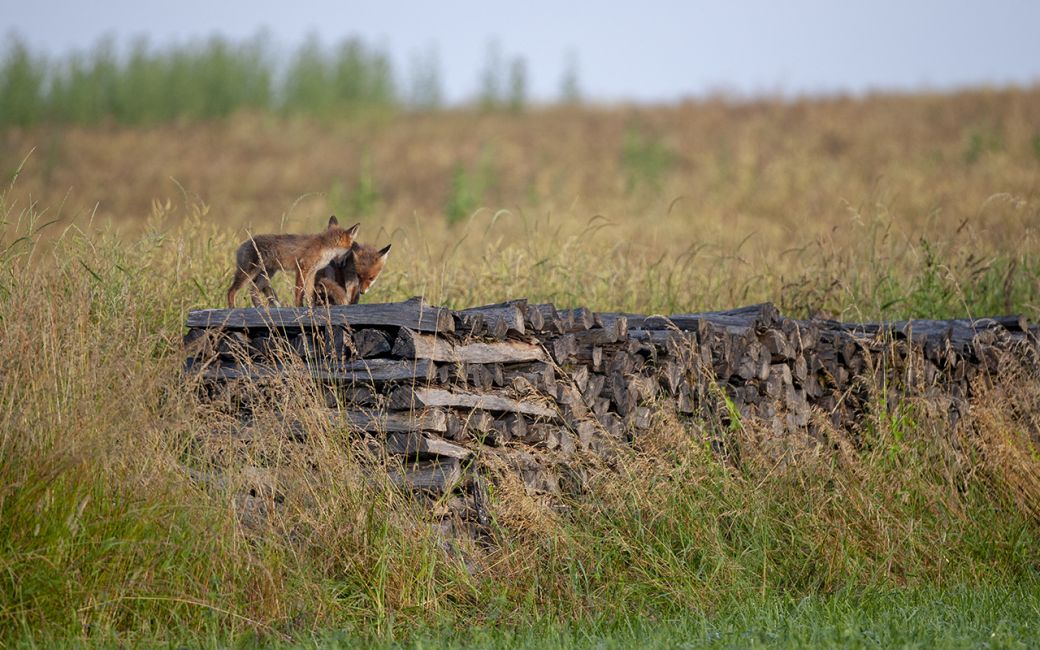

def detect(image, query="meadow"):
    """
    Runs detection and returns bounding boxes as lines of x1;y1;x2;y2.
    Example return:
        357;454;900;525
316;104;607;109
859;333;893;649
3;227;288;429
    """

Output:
2;82;1040;647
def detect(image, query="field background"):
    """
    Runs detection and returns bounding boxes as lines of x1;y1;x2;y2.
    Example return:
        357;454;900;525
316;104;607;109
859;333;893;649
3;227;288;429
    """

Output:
3;38;1040;646
4;51;1040;319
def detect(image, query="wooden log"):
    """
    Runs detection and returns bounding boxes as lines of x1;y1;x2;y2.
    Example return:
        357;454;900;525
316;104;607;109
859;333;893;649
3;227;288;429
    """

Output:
573;316;627;347
524;305;545;332
187;299;455;333
388;387;558;418
559;307;595;332
609;371;637;417
354;329;392;358
217;331;251;360
607;350;635;375
637;303;778;335
659;360;683;395
392;328;547;364
550;333;578;364
530;304;564;333
387;459;461;492
575;345;603;371
383;432;471;459
503;361;556;393
337;408;448;433
456;303;526;338
598;312;645;331
570;364;590;394
458;410;496;436
468;363;494;391
760;329;795;361
763;363;794;399
734;340;770;381
582;373;607;406
521;423;567;449
597;412;626;440
193;358;435;383
327;386;378;407
500;413;528;439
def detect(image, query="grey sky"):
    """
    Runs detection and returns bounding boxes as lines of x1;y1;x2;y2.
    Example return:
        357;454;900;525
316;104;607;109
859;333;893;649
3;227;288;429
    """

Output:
3;1;1039;103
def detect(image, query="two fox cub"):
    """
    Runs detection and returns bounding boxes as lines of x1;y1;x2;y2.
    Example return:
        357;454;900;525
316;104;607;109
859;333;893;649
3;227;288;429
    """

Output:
226;216;390;308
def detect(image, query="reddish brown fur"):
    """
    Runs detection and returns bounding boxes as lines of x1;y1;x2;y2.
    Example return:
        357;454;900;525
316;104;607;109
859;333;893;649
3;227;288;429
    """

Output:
313;241;391;305
226;216;359;308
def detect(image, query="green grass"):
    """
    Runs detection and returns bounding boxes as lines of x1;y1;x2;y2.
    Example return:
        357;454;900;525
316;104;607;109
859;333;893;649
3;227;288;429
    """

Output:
312;585;1040;649
13;585;1040;648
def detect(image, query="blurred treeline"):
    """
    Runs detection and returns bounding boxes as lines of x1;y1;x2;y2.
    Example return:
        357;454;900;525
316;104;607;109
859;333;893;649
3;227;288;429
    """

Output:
0;32;574;127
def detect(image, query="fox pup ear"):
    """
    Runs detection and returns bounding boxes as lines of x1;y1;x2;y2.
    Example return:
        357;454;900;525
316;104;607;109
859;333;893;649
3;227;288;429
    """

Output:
346;222;361;238
378;244;391;258
327;215;339;228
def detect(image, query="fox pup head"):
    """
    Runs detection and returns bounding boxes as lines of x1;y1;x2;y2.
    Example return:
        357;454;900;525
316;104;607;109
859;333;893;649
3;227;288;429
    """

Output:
352;242;392;301
326;215;360;249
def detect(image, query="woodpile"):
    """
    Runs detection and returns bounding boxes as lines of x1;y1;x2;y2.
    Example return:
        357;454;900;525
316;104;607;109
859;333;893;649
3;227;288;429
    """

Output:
184;297;1040;535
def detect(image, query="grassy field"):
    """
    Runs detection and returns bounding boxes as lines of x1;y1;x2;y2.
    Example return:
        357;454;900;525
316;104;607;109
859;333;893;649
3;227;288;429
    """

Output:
2;86;1040;647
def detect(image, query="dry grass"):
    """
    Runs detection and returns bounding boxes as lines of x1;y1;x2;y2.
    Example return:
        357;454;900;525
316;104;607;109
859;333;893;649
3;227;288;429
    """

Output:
2;87;1040;645
5;86;1039;319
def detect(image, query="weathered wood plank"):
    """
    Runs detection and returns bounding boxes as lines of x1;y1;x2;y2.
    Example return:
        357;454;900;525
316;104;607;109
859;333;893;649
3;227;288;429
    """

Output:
392;328;547;363
337;408;448;433
383;432;471;458
190;358;435;382
389;387;558;418
387;459;462;492
630;303;779;334
186;299;455;333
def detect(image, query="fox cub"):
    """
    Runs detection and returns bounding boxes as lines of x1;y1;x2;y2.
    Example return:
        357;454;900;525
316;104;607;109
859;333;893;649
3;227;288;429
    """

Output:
313;241;391;305
226;216;360;308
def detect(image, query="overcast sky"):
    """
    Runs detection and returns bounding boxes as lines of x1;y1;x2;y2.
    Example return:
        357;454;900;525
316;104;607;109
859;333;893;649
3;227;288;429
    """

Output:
4;1;1039;103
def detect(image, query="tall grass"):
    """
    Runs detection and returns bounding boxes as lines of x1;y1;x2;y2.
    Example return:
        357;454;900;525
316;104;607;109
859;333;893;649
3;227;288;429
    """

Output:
2;180;1039;645
3;86;1040;645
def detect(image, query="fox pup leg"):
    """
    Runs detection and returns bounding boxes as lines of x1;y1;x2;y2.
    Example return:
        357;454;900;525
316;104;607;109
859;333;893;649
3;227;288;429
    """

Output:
294;266;320;307
253;273;282;307
227;267;255;308
303;268;321;307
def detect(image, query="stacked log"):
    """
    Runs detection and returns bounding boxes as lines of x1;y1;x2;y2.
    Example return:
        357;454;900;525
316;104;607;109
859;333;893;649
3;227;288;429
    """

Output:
183;297;1040;534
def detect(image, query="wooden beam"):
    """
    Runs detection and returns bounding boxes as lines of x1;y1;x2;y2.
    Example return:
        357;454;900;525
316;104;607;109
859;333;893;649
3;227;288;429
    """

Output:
190;358;435;382
186;299;455;333
387;459;462;492
383;432;471;459
392;328;546;363
390;387;558;419
336;408;448;433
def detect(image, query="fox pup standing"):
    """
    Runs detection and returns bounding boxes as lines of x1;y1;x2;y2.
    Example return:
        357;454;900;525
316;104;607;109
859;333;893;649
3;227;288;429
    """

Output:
226;216;360;308
313;241;391;305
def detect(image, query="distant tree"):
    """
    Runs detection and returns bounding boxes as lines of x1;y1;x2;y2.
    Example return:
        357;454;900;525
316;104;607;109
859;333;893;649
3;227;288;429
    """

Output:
560;51;581;105
0;34;46;127
408;46;443;110
507;57;527;112
477;40;503;110
283;34;331;115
